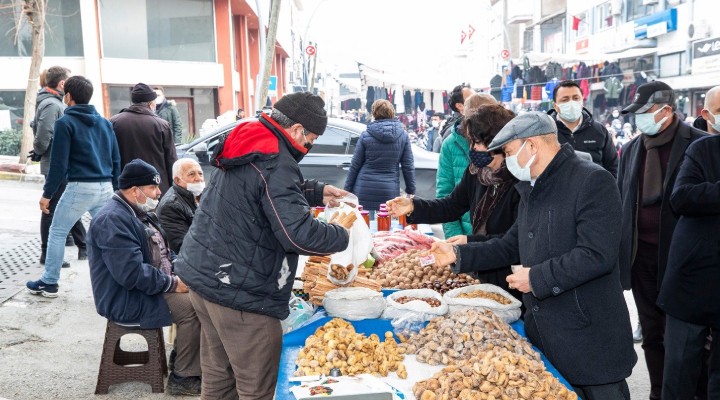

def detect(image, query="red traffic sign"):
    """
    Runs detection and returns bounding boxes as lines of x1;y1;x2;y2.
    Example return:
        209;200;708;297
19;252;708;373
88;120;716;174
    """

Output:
306;45;316;56
501;49;510;60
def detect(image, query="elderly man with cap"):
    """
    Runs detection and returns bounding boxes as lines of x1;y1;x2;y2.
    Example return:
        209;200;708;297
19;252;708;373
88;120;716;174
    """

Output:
87;159;201;396
110;83;177;194
174;92;350;399
616;81;707;400
430;111;636;399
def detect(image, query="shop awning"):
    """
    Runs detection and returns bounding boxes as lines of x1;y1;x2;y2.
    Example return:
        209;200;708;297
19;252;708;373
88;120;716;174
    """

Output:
603;47;657;60
656;71;720;90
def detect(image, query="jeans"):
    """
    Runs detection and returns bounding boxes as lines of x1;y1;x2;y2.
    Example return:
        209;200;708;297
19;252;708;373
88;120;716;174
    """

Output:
42;182;113;284
40;180;86;253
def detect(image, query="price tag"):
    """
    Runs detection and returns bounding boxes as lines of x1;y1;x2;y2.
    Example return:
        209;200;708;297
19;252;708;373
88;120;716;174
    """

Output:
419;254;436;267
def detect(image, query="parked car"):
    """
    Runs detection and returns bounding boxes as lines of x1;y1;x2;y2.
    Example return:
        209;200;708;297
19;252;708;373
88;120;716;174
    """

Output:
176;117;439;200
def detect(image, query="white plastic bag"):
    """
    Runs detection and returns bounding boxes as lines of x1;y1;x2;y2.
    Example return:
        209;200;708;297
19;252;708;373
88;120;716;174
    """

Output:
443;284;522;323
280;295;315;333
323;287;385;321
382;289;449;321
324;194;373;286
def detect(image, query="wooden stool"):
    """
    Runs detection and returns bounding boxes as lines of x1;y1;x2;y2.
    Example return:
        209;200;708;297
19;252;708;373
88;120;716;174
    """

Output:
95;320;168;394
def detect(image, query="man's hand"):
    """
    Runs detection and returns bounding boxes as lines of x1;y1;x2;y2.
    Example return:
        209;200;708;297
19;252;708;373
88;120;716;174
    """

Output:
323;185;351;208
506;267;532;293
39;197;51;214
446;235;467;245
175;278;189;293
429;241;457;268
386;197;413;217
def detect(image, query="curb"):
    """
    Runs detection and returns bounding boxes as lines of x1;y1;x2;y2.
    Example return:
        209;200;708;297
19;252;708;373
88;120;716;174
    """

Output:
0;171;44;183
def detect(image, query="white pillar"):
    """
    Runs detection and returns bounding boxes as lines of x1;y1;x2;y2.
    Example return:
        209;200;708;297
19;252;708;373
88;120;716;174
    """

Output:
80;0;105;116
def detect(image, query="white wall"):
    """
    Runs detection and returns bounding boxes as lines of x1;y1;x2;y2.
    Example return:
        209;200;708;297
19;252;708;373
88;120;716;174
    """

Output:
101;58;224;87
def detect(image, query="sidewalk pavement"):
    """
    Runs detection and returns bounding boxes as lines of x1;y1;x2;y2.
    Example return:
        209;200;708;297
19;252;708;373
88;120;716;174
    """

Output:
0;179;651;399
0;155;44;183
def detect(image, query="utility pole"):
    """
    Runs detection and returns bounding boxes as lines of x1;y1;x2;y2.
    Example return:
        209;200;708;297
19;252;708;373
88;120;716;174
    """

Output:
308;43;318;93
256;0;282;111
18;0;47;163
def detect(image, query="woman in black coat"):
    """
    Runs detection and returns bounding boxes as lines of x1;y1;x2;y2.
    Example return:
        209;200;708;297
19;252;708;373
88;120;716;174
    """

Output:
386;104;520;298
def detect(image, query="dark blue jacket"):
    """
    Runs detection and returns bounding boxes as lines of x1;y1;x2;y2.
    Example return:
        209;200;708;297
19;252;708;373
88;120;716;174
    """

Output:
43;104;120;199
87;193;176;329
343;119;415;210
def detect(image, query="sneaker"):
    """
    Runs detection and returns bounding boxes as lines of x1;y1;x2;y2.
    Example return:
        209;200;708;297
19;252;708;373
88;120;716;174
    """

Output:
26;279;59;298
77;247;87;261
633;323;643;343
166;372;201;396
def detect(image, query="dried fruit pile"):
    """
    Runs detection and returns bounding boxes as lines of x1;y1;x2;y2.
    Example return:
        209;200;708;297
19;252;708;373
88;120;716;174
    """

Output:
394;296;442;307
368;249;480;293
457;290;513;305
302;256;380;306
294;318;408;379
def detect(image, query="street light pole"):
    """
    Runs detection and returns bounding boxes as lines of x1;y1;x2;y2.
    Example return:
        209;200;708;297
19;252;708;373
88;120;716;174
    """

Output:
309;43;318;92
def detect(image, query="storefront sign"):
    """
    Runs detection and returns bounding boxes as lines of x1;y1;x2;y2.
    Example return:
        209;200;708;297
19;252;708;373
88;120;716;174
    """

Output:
634;8;677;39
692;36;720;74
576;38;589;53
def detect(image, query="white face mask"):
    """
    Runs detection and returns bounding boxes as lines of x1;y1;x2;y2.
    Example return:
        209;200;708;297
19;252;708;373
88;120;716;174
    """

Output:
636;107;669;136
612;111;620;118
155;95;165;104
431;120;440;128
505;140;536;182
137;189;159;212
707;110;720;133
557;100;583;122
186;181;205;197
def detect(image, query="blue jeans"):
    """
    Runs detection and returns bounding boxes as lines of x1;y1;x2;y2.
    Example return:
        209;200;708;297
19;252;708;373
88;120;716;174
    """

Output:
42;182;113;284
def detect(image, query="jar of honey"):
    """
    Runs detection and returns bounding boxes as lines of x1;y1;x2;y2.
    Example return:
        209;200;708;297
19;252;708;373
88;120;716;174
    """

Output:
398;214;408;228
376;212;391;231
361;210;370;226
314;207;324;218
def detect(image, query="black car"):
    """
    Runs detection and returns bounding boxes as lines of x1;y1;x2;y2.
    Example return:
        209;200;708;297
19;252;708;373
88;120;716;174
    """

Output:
176;117;439;199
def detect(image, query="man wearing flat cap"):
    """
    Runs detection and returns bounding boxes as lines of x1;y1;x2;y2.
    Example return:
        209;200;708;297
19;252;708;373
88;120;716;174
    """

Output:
110;83;177;194
174;92;350;398
87;159;201;395
430;111;637;399
616;80;707;399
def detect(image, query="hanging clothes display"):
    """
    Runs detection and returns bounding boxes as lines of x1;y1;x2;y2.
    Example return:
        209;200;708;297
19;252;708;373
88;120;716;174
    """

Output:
545;78;559;100
422;90;432;110
414;91;423;110
416;104;427;128
366;87;375;113
604;77;623;107
394;85;405;114
442;91;449;114
404;91;412;112
431;90;444;112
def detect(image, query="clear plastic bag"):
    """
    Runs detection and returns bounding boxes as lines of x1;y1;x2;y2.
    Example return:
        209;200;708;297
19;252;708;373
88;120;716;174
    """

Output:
280;295;315;334
443;283;522;323
382;289;449;321
323;287;385;321
324;195;373;286
391;310;430;339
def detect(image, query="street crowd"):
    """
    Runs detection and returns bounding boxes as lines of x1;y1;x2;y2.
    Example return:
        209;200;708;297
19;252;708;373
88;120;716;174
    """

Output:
22;63;720;400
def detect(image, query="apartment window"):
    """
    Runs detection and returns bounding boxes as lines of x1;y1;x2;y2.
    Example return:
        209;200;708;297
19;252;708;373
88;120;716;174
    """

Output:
572;11;590;39
0;0;83;57
100;0;215;62
595;2;613;31
659;52;688;78
627;0;657;22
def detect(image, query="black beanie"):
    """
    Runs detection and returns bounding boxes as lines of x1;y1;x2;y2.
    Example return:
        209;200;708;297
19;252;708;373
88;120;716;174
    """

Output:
131;83;157;104
273;92;328;135
119;159;161;189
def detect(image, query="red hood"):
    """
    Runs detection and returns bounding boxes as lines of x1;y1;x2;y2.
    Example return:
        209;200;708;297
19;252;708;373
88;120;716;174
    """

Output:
215;114;307;168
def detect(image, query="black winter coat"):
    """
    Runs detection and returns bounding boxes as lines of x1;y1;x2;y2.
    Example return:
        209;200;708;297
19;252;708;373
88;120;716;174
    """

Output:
156;184;196;254
453;144;636;386
548;108;618;177
110;105;177;194
658;135;720;328
408;166;521;298
617;117;706;289
344;119;415;210
174;115;349;320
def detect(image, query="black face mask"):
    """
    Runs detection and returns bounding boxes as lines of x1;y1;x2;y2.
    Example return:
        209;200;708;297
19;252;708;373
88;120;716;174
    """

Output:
469;149;493;169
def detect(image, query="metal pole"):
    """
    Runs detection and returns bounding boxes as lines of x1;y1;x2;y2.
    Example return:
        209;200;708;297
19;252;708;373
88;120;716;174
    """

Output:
309;43;318;93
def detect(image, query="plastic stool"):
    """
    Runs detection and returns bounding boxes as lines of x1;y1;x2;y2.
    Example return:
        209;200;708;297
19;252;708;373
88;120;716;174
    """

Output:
95;320;168;394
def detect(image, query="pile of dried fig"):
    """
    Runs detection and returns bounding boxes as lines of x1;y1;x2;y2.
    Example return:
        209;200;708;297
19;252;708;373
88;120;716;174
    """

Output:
457;290;513;305
369;249;480;292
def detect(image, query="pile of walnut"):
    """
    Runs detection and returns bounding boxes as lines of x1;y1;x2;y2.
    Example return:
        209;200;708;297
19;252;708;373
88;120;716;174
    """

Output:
294;318;408;379
400;309;539;366
329;263;354;281
395;296;442;307
369;249;480;293
412;347;578;400
457;290;513;305
302;256;381;306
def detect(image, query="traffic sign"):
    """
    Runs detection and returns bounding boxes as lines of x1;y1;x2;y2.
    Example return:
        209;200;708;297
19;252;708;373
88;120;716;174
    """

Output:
268;75;277;96
306;45;316;56
501;49;510;60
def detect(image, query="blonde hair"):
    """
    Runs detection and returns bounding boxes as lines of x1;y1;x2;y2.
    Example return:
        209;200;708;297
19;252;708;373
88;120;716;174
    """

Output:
371;99;395;120
463;93;497;116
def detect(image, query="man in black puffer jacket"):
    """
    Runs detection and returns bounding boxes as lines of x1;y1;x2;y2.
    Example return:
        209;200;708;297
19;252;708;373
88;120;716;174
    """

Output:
174;92;350;399
548;80;618;177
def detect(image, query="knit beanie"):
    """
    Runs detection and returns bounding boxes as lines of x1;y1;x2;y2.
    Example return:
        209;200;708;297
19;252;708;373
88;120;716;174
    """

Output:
274;92;328;135
131;83;157;104
119;159;161;189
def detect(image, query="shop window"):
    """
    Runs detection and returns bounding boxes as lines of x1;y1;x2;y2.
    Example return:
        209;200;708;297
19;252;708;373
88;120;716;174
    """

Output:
0;0;83;57
100;0;215;62
0;90;25;130
659;52;687;78
595;2;613;31
627;0;657;22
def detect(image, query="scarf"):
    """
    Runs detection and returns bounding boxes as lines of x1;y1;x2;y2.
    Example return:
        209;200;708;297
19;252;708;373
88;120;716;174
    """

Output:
641;115;678;206
470;163;516;235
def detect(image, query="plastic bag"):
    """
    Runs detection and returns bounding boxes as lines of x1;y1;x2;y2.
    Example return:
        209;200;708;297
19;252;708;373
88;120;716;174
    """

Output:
443;283;522;323
324;194;373;286
280;295;315;334
323;287;385;321
391;311;430;339
382;289;449;321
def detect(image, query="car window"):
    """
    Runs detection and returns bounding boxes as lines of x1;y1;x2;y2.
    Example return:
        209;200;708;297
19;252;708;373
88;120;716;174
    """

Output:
313;126;349;154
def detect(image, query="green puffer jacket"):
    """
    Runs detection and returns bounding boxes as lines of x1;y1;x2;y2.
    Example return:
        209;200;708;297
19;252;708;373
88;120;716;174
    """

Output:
436;121;473;238
156;100;183;144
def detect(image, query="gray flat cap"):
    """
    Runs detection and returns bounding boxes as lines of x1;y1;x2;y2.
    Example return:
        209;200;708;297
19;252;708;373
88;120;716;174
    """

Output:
488;111;558;151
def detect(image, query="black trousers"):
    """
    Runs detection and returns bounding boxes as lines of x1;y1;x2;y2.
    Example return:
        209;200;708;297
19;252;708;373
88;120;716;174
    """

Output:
663;315;719;400
40;180;86;252
573;380;631;400
633;244;666;399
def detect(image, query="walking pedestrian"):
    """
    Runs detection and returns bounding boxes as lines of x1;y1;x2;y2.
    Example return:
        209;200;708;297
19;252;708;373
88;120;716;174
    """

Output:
153;87;184;144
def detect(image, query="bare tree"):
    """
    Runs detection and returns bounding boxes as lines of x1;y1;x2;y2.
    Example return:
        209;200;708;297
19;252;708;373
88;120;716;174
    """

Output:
17;0;47;163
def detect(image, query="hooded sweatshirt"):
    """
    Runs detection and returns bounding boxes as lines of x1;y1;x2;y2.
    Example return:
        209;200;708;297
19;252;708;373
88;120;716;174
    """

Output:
43;104;121;199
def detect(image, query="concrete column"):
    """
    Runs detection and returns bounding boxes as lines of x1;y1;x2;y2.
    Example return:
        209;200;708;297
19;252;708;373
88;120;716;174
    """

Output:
82;0;105;115
214;0;234;115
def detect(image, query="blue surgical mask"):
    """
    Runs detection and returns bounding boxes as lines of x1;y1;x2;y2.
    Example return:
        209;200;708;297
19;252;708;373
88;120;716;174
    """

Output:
557;101;583;122
469;150;493;169
505;141;535;182
636;107;669;136
707;110;720;133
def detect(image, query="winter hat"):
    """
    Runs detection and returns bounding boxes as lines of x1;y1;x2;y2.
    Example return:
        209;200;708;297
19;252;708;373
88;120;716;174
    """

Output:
131;83;157;104
273;92;328;135
119;159;161;189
